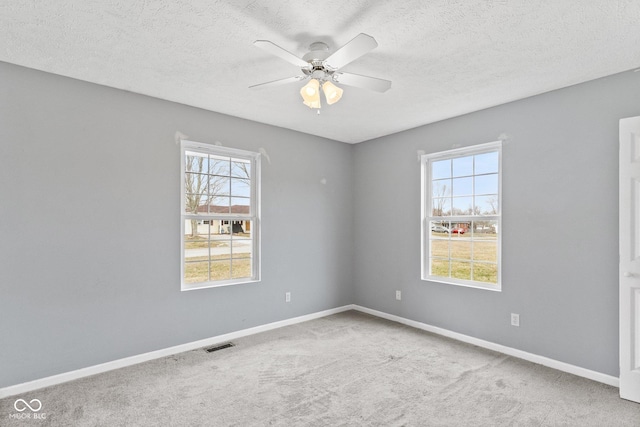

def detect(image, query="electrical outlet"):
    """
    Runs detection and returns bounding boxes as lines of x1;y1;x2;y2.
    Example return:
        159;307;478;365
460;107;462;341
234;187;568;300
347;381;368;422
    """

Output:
285;292;291;303
511;313;520;327
396;290;402;300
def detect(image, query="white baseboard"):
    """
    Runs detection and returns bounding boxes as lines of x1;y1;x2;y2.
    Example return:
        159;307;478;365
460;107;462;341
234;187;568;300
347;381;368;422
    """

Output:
0;305;355;399
352;305;619;388
1;303;618;398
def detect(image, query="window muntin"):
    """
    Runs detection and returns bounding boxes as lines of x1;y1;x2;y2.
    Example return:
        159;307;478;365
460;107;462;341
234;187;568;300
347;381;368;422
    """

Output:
421;142;501;290
181;141;260;290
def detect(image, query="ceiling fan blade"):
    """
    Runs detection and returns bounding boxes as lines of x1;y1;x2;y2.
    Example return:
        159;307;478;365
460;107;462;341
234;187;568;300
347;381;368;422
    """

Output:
333;72;392;93
249;75;308;90
253;40;310;68
324;33;378;70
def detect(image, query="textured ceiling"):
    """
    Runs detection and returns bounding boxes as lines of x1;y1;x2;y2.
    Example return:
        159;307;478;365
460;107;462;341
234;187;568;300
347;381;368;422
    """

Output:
2;1;640;143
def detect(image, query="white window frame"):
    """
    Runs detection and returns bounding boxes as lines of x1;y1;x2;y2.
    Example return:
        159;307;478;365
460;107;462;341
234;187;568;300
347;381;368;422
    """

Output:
180;140;261;291
421;141;502;291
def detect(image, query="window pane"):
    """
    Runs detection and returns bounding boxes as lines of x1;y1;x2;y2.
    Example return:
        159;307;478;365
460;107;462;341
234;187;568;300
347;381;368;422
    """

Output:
184;220;209;254
452;177;473;196
474;263;498;284
432;159;451;179
210;157;230;176
210;260;231;281
185;172;209;196
474;174;498;195
184;194;208;214
231;258;252;279
430;239;450;259
472;220;498;236
231;178;250;197
232;241;252;259
430;220;451;237
224;220;247;235
451;222;470;235
211;236;231;258
430;258;450;277
231;160;251;178
232;222;252;263
184;261;209;284
431;198;451;216
231;197;250;214
432;179;451;198
475;152;499;175
453;156;473;177
209;196;230;214
452;197;473;215
473;241;497;262
475;195;498;215
210;176;230;196
451;241;471;261
451;261;471;280
234;222;251;236
185;151;209;173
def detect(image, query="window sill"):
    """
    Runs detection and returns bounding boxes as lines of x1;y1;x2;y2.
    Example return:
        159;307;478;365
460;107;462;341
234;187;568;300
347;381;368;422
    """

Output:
181;277;260;292
422;275;501;292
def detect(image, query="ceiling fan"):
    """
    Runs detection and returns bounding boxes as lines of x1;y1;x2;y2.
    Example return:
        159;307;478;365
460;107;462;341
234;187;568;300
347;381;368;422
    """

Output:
250;33;391;109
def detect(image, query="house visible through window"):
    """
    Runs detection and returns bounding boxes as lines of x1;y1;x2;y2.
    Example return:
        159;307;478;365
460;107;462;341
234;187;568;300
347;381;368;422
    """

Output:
421;141;501;290
181;141;260;290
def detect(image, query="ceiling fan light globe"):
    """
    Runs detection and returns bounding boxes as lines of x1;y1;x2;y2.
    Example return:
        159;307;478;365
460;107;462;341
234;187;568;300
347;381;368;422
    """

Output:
303;99;321;109
300;79;320;103
322;81;343;105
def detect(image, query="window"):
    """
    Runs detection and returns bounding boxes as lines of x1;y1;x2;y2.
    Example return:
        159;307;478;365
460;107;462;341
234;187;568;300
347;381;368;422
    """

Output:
181;141;260;290
421;141;501;290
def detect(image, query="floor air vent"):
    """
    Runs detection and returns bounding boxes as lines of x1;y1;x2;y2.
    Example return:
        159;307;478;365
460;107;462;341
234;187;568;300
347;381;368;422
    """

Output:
205;342;235;353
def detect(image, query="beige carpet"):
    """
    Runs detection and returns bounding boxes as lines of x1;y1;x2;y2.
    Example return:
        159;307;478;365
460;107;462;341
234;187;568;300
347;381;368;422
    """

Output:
2;310;639;426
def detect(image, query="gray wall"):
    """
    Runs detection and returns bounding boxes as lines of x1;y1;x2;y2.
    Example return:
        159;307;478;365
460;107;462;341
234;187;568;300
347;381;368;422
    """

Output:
2;60;640;389
352;70;640;377
0;62;354;388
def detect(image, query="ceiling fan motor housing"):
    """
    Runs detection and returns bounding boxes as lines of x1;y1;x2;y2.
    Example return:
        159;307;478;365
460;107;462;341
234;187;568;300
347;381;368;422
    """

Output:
302;42;336;81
